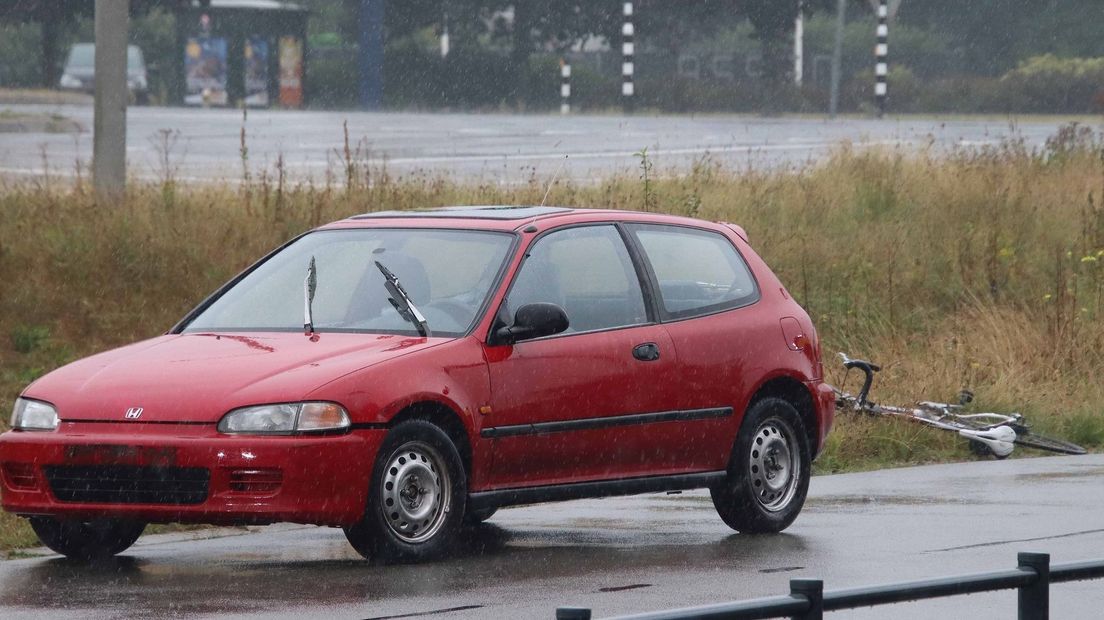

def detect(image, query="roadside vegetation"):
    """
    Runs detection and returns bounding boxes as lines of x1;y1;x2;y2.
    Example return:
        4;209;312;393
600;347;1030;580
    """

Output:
2;124;1104;551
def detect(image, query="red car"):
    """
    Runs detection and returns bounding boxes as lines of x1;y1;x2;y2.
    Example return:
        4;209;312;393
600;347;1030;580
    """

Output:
1;206;834;562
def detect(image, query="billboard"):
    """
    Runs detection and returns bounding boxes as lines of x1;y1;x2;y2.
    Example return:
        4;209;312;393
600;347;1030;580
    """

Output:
245;36;269;107
184;37;228;106
279;36;303;108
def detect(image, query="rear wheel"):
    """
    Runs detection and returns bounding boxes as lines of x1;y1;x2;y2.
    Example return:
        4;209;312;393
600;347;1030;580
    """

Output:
28;517;145;560
711;398;810;534
344;420;466;563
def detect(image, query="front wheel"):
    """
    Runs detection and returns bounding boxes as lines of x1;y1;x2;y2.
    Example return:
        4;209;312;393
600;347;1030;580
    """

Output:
344;420;467;563
1012;428;1086;455
711;398;811;534
29;517;145;560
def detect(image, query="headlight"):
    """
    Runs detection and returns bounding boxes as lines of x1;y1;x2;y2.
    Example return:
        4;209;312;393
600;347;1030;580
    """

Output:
218;402;350;435
11;398;59;431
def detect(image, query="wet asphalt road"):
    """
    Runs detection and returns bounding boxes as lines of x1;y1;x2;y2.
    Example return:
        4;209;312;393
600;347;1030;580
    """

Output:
0;105;1082;184
1;454;1102;619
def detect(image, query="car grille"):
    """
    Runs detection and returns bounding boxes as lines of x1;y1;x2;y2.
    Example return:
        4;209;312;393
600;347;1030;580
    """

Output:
44;465;210;505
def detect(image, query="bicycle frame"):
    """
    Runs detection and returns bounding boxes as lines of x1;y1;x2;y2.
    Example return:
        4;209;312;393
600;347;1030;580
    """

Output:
835;353;1018;457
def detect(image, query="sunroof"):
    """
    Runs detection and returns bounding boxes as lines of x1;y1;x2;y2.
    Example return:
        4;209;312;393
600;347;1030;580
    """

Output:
351;206;572;220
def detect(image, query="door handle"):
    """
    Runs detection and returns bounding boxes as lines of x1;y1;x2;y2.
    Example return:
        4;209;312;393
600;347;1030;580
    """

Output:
632;342;660;361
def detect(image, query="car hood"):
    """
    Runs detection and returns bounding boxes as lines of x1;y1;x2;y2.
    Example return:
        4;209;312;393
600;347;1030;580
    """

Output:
23;332;448;423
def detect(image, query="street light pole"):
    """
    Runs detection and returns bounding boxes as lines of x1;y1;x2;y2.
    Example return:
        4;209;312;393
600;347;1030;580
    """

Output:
829;0;846;117
92;0;128;197
358;0;385;110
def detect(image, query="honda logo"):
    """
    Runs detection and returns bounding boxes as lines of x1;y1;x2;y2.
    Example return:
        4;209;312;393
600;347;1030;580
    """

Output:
124;407;143;420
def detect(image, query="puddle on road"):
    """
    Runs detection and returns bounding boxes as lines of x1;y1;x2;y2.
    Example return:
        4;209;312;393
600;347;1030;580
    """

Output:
807;494;962;508
655;495;713;504
1014;466;1104;482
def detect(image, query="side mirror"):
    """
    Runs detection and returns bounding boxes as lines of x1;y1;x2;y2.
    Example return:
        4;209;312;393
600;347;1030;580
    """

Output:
494;303;569;345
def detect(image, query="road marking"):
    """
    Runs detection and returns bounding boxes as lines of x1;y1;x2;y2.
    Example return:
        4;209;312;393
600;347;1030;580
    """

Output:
924;527;1104;553
362;605;485;620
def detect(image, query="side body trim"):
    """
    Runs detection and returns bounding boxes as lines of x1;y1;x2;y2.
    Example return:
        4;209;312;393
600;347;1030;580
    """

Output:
480;406;733;439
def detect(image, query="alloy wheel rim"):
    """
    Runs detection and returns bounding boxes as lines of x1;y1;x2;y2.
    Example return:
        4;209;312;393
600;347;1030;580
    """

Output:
748;418;800;512
380;441;450;543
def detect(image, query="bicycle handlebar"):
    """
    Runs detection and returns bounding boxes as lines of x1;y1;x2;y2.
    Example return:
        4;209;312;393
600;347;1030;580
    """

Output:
837;353;880;409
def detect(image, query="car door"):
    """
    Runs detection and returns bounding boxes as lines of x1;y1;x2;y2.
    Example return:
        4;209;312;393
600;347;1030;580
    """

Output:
625;223;766;472
482;224;684;489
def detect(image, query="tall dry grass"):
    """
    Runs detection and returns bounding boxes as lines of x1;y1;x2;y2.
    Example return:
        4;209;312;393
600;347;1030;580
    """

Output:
2;124;1104;479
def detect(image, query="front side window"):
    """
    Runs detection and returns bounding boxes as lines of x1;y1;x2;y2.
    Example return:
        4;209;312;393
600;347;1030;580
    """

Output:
183;228;514;337
505;225;648;334
630;224;759;319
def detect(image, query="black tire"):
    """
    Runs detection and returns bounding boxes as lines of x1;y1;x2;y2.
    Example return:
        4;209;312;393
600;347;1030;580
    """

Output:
463;506;498;525
28;517;145;560
344;420;467;563
710;398;811;534
1013;429;1086;455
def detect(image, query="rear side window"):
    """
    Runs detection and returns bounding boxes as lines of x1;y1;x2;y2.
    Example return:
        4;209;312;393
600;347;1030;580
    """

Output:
630;224;759;319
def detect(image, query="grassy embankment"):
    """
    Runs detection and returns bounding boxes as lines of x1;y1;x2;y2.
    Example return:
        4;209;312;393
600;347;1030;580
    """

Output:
2;125;1104;551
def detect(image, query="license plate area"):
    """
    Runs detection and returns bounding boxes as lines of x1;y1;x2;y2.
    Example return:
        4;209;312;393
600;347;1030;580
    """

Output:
64;444;178;467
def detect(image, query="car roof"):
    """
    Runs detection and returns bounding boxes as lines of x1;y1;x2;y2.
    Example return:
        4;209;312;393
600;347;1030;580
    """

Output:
349;205;572;221
325;205;743;236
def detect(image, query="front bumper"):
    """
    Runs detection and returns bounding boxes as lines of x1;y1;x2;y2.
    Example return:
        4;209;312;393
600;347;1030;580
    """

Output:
0;422;382;527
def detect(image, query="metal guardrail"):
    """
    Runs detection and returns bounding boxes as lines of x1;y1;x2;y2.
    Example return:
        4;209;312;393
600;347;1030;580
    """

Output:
556;552;1104;620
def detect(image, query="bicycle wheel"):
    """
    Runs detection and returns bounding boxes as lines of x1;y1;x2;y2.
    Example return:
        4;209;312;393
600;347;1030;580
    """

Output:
1012;429;1086;455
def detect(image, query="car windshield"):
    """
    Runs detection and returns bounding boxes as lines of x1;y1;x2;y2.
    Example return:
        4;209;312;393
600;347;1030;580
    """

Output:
66;44;145;71
183;228;514;337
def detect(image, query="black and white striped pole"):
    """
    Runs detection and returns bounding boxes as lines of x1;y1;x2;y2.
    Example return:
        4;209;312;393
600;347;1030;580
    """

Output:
875;0;888;117
560;58;571;115
621;1;634;113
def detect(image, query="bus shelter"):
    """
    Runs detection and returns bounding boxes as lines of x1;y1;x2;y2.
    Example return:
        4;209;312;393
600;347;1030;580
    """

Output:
171;0;308;108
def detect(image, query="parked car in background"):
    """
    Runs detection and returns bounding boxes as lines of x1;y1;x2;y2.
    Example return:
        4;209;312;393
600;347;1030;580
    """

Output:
0;206;834;563
58;43;149;104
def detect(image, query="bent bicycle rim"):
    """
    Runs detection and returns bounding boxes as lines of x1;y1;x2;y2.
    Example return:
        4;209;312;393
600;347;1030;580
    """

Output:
1013;430;1086;455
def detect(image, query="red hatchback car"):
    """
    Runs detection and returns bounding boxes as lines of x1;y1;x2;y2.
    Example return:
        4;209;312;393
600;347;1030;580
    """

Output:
1;206;834;562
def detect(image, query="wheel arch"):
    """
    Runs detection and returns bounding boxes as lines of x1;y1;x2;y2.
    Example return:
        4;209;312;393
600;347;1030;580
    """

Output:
745;375;819;455
387;401;474;480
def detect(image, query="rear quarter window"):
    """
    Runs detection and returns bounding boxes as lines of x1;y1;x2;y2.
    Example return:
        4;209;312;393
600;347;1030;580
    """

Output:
630;224;759;320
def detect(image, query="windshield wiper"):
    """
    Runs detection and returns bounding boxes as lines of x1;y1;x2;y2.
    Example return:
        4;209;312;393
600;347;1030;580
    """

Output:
375;260;431;337
304;256;317;336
